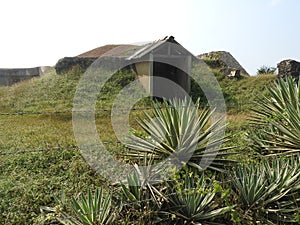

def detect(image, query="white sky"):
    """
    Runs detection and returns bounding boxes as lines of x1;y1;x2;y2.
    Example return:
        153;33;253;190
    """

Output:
0;0;299;75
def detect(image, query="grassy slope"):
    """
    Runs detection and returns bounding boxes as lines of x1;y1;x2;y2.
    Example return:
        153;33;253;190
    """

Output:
0;67;81;113
218;73;277;112
0;69;277;224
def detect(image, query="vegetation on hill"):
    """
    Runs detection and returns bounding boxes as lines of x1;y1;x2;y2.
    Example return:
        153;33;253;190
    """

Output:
256;65;277;75
0;66;136;113
1;67;298;225
217;72;277;112
0;66;277;114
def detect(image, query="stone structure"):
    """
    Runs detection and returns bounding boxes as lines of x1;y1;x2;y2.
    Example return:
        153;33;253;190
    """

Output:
277;59;300;79
198;51;249;77
0;66;49;86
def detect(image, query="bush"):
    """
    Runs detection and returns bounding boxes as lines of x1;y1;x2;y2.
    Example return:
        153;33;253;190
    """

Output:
160;169;234;224
257;65;276;75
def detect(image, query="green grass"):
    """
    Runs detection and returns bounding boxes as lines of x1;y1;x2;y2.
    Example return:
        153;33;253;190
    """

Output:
0;114;107;224
0;68;279;224
217;73;277;112
0;68;79;113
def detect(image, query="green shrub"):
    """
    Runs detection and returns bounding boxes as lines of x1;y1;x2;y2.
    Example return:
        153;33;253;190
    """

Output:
159;169;234;224
257;65;276;75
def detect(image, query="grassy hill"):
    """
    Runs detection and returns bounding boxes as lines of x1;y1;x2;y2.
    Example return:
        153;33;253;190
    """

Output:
0;68;78;113
217;72;277;112
0;67;277;113
0;68;278;224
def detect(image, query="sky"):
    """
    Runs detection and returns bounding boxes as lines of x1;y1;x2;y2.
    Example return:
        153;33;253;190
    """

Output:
0;0;299;75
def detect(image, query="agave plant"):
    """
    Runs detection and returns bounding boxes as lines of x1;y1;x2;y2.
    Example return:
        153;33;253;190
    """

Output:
67;188;117;225
39;188;118;225
249;77;300;156
119;168;164;206
159;170;234;224
231;157;300;224
126;98;234;172
118;164;165;224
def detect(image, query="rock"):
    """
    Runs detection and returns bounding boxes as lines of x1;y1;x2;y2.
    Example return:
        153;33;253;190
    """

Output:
277;59;300;79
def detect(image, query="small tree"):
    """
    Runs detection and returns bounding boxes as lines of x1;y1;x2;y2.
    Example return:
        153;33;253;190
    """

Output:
257;65;276;75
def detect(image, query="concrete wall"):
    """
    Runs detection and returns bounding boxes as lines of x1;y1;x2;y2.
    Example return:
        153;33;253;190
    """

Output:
133;58;191;99
0;67;47;86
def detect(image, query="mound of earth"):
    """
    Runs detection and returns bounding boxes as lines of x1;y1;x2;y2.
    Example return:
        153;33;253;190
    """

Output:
55;44;142;74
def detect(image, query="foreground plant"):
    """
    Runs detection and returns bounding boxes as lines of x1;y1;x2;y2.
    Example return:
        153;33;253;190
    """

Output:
159;170;234;224
126;98;234;172
231;157;300;224
39;188;118;225
249;77;300;156
118;169;162;224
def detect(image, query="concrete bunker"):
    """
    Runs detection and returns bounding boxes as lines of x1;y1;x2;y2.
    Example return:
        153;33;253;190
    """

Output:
128;36;195;100
58;36;197;100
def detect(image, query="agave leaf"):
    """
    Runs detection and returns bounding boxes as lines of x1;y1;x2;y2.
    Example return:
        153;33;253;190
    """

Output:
194;206;234;220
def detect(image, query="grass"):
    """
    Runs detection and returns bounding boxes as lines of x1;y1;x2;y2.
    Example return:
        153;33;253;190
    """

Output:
217;72;277;112
0;116;107;224
0;68;78;113
0;67;279;224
